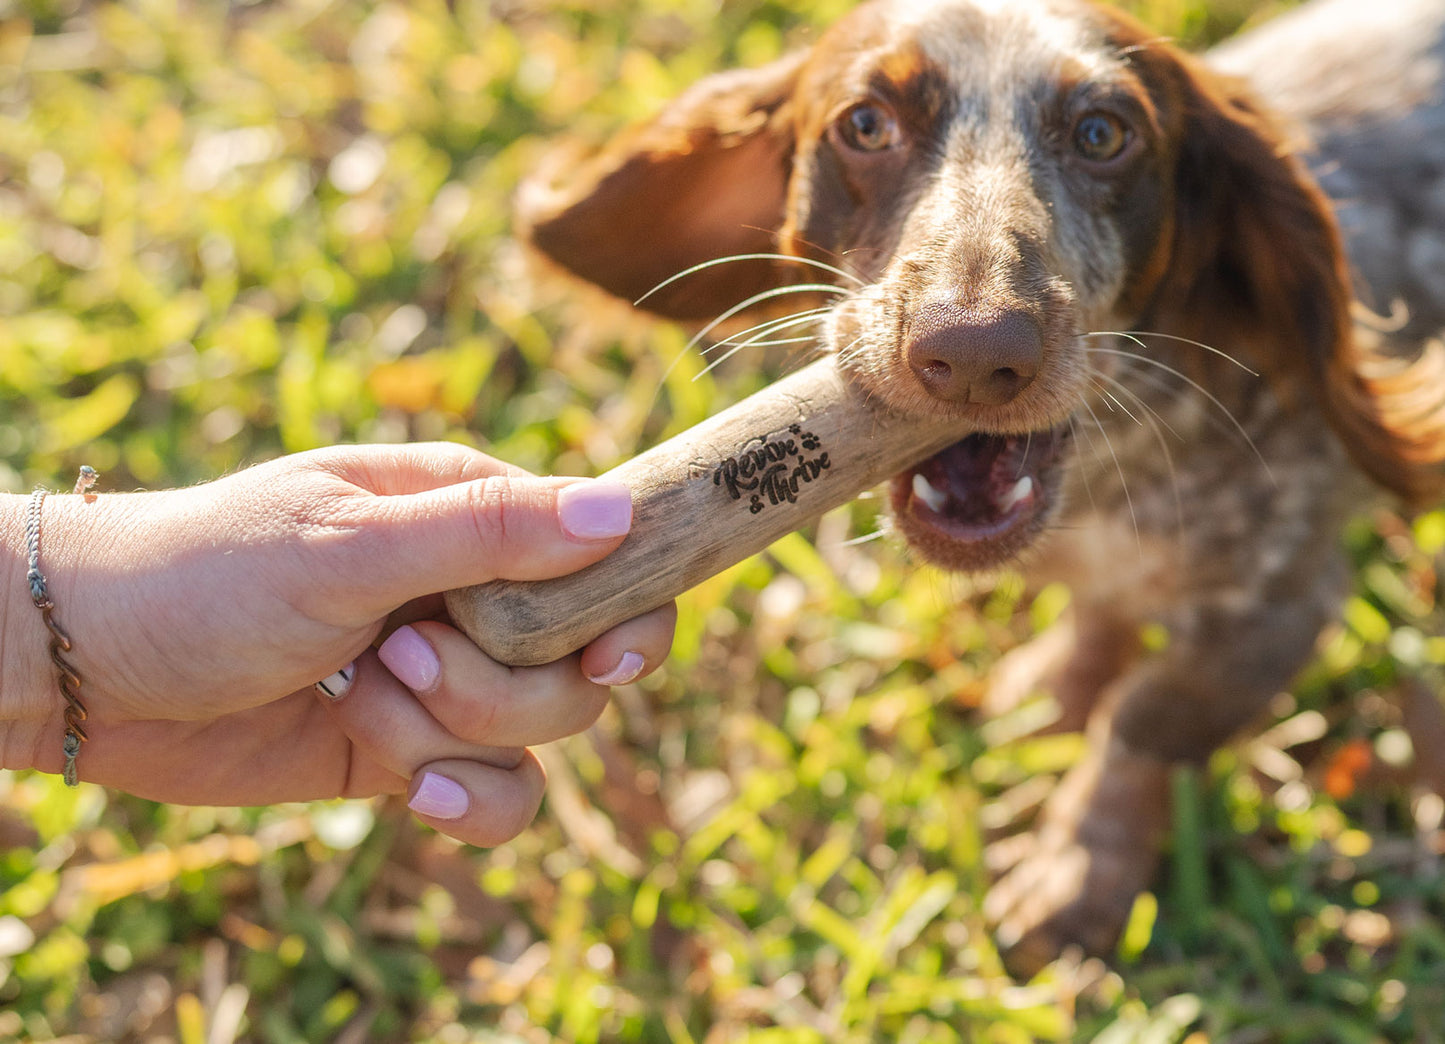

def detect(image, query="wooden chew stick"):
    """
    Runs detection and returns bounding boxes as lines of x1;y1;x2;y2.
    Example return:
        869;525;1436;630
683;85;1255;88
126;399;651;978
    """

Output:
444;356;974;666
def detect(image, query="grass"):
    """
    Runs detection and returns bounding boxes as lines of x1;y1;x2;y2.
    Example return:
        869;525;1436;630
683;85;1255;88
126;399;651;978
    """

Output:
2;0;1444;1041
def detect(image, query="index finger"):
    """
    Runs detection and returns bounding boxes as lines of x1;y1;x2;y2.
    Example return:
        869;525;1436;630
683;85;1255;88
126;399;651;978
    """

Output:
296;441;532;495
328;474;636;613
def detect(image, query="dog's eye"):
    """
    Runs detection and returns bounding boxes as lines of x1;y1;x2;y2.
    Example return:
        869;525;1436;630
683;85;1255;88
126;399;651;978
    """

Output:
838;103;899;152
1073;111;1130;163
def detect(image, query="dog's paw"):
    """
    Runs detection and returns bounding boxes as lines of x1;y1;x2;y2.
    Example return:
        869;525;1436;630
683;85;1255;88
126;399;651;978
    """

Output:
983;825;1159;977
983;743;1171;977
981;614;1135;735
981;623;1078;720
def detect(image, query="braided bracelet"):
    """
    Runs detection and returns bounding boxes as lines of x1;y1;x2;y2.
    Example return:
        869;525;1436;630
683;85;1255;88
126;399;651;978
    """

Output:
25;466;98;787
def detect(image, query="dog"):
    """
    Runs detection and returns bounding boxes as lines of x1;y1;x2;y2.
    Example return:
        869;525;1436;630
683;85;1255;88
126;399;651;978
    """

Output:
514;0;1445;972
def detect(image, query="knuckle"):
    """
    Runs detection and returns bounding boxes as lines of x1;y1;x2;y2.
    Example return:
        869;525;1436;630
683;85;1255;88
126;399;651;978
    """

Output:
574;686;609;731
457;689;504;745
418;682;485;743
569;704;606;741
472;780;542;847
464;475;517;561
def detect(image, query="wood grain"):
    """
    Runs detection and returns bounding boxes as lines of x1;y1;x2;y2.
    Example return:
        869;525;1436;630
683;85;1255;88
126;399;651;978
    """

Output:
445;356;973;666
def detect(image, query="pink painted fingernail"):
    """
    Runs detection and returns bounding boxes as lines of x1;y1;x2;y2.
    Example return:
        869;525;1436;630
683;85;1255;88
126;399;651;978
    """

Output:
587;650;645;686
557;481;632;541
408;772;469;820
378;626;440;693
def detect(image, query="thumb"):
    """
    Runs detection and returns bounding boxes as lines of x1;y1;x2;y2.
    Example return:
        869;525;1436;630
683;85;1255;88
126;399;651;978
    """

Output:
352;474;635;606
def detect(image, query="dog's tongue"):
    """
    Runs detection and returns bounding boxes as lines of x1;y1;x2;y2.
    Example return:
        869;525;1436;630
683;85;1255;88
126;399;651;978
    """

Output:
889;425;1065;572
908;434;1038;532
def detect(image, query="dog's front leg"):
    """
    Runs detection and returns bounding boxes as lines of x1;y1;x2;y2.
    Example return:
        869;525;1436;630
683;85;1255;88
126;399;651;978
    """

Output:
982;605;1143;735
983;585;1344;975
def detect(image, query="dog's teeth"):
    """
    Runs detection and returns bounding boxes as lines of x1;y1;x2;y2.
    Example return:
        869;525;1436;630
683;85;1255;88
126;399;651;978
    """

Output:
999;475;1034;512
912;472;949;512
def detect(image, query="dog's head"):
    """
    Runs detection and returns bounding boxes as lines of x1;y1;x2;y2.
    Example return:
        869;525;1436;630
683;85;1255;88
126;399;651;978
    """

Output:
521;0;1444;570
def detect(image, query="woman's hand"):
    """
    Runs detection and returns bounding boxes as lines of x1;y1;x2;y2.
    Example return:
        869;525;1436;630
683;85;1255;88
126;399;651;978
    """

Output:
2;443;675;846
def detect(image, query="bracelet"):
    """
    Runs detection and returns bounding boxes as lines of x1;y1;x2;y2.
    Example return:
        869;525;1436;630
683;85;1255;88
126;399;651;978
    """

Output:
25;466;98;787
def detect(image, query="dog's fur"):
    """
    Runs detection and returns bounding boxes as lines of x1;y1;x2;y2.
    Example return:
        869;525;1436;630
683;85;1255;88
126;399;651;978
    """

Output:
518;0;1445;970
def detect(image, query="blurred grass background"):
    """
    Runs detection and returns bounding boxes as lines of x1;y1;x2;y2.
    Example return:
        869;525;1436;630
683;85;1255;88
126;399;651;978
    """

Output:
3;0;1445;1040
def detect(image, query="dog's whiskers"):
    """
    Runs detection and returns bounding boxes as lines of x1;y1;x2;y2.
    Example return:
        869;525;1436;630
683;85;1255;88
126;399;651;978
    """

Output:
1085;343;1277;487
1015;431;1035;479
830;331;869;369
705;307;832;353
1105;363;1247;451
1085;330;1260;376
697;308;831;379
1078;396;1142;551
1066;416;1099;514
1092;371;1184;443
653;285;846;388
635;252;865;309
1090;372;1187;547
1088;376;1142;425
685;283;849;359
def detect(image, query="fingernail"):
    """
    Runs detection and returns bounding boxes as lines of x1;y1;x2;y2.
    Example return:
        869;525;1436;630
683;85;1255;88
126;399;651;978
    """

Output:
557;481;632;541
378;625;441;693
587;650;645;686
315;662;356;700
408;772;469;820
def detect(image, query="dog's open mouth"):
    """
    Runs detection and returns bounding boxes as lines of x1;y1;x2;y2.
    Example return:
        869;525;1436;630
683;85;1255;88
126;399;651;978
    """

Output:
889;427;1068;572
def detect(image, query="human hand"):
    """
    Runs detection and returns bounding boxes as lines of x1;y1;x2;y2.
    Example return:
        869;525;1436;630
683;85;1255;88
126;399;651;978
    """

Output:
2;443;675;845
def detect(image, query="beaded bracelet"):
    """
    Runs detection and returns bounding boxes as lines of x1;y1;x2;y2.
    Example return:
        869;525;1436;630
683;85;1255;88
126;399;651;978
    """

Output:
25;466;98;787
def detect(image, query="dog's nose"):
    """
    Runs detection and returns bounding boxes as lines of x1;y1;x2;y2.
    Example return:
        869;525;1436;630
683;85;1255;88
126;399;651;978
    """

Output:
905;306;1042;406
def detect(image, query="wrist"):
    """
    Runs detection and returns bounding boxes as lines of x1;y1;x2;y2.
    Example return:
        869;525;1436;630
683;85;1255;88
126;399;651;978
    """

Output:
1;482;125;776
0;492;51;772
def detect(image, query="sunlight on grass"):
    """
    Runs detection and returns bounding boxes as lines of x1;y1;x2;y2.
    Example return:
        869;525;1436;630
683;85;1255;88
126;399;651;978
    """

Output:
3;0;1444;1042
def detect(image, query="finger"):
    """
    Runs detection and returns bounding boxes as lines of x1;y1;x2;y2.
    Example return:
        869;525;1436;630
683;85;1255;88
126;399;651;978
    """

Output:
318;651;527;780
376;621;610;748
404;754;547;847
337;473;636;609
77;690;412;806
386;593;447;631
578;602;678;685
293;441;532;495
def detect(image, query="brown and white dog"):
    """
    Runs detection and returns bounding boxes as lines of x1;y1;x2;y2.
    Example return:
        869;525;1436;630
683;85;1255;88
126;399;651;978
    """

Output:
518;0;1445;971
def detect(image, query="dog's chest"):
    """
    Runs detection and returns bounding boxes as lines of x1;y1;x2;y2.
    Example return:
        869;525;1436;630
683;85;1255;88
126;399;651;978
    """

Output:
1032;367;1361;613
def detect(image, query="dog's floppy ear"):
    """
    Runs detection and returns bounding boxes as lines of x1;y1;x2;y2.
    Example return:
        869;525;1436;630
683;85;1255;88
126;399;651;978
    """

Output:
1127;34;1445;505
516;51;807;320
1145;54;1352;392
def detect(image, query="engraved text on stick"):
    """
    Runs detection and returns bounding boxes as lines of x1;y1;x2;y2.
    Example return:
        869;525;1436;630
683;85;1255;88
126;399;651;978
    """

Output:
713;425;832;514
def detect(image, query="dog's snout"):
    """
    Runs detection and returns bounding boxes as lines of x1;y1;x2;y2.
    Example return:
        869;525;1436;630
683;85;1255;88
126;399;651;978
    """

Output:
905;306;1043;407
